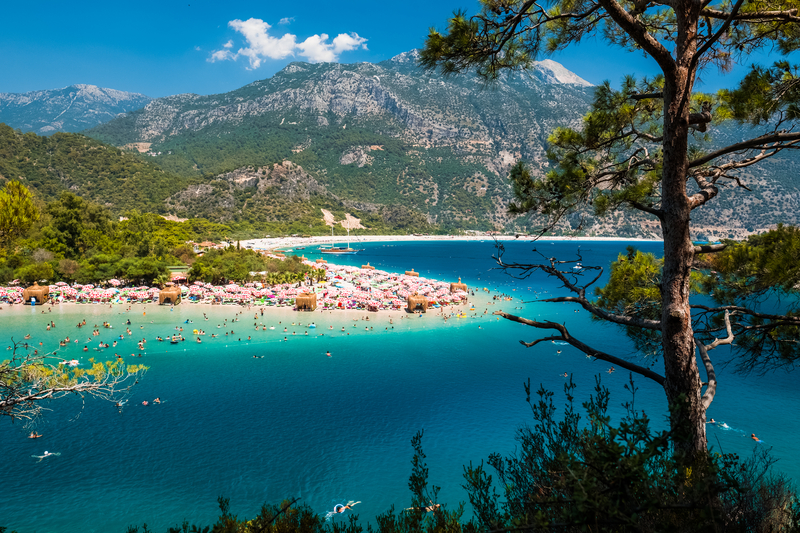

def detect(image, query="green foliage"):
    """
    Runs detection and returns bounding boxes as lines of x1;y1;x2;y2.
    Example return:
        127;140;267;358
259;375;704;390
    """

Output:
40;192;114;258
696;226;800;371
188;248;312;284
0;124;191;216
718;62;800;124
0;191;239;284
462;377;800;532
0;180;38;250
704;224;800;299
594;247;664;320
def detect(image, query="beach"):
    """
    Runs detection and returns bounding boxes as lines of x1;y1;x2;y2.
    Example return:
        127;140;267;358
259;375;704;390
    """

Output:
241;233;664;251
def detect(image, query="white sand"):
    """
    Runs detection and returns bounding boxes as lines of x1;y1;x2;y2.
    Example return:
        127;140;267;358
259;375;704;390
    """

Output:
240;234;662;251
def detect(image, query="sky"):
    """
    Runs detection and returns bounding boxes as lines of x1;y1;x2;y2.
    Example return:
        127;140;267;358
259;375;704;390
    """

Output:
0;0;788;98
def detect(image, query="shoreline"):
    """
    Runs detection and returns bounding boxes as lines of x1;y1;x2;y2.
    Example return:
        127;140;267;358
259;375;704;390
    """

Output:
240;234;663;251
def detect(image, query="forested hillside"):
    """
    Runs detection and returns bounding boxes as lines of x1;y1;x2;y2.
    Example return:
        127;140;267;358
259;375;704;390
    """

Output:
0;124;186;214
0;125;434;235
86;51;595;231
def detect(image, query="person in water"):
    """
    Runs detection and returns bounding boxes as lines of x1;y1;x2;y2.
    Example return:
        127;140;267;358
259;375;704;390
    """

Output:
325;501;360;520
751;433;763;443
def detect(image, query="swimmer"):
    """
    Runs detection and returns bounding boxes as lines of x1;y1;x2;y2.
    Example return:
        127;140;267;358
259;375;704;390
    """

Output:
154;398;161;404
751;433;763;443
32;451;60;462
326;351;331;357
28;431;42;439
607;367;615;374
708;418;716;424
325;501;361;520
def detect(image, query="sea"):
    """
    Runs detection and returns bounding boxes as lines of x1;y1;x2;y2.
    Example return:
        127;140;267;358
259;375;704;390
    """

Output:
1;239;798;533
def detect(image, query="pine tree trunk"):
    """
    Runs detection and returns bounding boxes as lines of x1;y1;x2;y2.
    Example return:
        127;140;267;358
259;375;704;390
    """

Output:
660;1;707;460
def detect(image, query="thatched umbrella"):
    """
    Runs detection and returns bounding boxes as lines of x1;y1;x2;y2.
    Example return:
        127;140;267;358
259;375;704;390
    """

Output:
316;259;327;264
23;282;49;304
405;269;419;277
407;292;428;313
296;292;317;311
362;263;375;270
274;252;285;258
450;277;468;293
158;283;182;305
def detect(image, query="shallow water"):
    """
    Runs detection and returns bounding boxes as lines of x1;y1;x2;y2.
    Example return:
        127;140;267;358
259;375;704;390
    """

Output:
1;240;798;532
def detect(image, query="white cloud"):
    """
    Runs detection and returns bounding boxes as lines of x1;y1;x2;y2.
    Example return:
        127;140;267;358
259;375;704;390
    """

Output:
209;49;235;62
194;46;201;51
297;32;368;63
279;17;294;25
208;18;367;69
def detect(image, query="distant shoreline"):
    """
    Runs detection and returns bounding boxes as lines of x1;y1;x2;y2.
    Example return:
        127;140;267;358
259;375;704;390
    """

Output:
241;234;663;250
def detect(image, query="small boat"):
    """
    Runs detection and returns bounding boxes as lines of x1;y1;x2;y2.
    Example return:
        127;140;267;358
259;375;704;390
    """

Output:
320;227;360;254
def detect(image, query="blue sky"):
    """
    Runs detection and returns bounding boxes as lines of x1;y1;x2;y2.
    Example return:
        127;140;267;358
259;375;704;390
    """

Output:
0;0;784;98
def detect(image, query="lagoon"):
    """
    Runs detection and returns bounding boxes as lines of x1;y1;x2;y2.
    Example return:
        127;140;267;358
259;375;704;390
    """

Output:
1;240;798;532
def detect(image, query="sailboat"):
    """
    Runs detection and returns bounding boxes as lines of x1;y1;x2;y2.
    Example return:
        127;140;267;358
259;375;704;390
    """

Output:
320;226;360;254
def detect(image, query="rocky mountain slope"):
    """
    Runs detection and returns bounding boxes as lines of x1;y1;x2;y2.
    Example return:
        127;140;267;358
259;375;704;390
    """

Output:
0;84;151;135
83;50;800;238
86;50;595;231
5;51;798;238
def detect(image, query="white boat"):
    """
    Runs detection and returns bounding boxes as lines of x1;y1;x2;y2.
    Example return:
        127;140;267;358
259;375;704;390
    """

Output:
320;227;360;254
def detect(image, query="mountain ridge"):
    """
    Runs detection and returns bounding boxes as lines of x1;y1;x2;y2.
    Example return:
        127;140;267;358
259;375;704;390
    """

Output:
0;84;152;135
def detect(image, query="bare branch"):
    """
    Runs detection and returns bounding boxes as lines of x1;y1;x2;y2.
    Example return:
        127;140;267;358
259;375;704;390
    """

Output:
629;92;664;100
495;311;665;386
697;310;733;409
0;341;146;423
689;131;800;168
692;243;726;254
693;0;746;69
596;0;675;74
701;7;800;23
538;295;662;330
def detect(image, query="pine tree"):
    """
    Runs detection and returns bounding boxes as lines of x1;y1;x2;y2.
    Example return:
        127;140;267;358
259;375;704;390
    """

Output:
421;0;800;459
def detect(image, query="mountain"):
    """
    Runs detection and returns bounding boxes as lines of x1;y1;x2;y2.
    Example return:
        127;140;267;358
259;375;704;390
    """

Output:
6;51;799;239
0;84;151;135
85;50;596;231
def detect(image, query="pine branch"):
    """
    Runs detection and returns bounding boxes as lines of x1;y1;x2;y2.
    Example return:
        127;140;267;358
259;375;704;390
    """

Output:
495;311;665;386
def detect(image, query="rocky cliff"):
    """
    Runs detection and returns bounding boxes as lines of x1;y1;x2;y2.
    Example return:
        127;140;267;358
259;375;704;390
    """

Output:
0;84;151;134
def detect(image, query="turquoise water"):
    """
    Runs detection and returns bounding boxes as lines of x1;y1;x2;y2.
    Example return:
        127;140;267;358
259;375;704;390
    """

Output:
2;240;798;532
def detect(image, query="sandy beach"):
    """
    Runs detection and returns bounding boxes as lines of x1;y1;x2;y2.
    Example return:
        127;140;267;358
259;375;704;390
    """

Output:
240;233;663;251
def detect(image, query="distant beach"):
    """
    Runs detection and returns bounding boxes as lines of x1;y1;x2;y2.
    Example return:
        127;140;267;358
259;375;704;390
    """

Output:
241;234;663;251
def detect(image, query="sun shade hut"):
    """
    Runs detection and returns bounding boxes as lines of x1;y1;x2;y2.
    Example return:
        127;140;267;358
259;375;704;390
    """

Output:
296;292;317;311
274;252;285;258
315;259;327;264
450;277;468;293
23;282;49;304
407;292;428;313
361;263;375;270
405;269;419;277
158;283;181;305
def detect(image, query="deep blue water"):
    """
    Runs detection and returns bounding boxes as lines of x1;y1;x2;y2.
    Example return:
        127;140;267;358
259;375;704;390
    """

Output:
2;240;798;532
